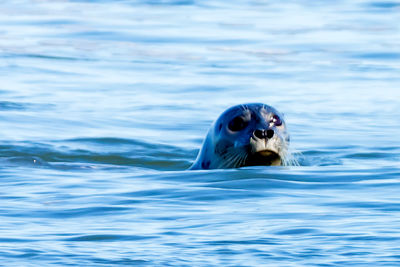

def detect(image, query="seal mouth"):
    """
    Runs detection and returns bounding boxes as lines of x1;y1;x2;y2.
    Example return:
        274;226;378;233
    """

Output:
256;150;278;157
245;149;281;166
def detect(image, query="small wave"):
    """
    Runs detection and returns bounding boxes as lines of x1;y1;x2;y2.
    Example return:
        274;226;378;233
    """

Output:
293;149;343;166
0;101;29;111
367;2;400;9
0;101;55;111
64;234;156;242
295;145;400;167
142;0;196;6
352;52;400;60
344;151;398;159
0;138;195;171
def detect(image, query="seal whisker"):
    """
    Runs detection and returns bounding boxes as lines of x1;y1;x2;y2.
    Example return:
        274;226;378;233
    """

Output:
220;154;238;168
231;149;246;168
232;148;248;168
283;150;299;166
216;149;234;168
240;152;248;167
234;151;247;168
224;150;242;168
224;148;247;168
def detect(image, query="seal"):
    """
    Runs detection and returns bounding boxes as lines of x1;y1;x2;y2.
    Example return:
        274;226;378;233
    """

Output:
190;103;290;170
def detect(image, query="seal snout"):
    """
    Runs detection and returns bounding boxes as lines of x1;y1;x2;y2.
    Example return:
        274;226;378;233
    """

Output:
250;127;281;158
253;129;274;139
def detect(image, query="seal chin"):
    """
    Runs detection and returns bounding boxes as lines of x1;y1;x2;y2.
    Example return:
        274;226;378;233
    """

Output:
245;149;281;166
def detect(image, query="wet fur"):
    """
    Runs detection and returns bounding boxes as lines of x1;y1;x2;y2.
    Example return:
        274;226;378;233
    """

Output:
190;103;292;170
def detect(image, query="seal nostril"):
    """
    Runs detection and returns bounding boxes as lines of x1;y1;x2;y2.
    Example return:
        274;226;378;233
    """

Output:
266;129;274;139
254;129;274;139
254;129;265;139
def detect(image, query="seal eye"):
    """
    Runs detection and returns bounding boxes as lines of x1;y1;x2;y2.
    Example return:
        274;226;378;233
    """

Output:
271;115;282;126
228;116;248;131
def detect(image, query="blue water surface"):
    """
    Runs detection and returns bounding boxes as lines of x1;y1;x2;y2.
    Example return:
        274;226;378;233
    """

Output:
1;0;400;266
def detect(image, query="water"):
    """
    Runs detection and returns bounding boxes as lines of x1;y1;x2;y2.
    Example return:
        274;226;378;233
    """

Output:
1;0;400;265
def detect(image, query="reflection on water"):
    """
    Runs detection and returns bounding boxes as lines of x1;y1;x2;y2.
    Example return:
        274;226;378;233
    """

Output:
0;0;400;266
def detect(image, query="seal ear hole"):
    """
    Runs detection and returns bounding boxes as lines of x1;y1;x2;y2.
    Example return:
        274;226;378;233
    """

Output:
228;116;248;132
218;123;222;131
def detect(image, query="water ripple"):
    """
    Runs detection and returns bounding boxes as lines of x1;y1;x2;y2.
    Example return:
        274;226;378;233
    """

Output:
0;101;29;111
0;138;194;170
1;0;400;266
65;234;157;242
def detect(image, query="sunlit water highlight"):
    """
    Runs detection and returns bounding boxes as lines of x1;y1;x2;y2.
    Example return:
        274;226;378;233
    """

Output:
0;0;400;266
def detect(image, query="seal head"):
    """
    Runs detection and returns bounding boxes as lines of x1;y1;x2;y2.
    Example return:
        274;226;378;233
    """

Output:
190;103;289;170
